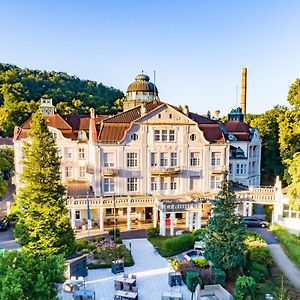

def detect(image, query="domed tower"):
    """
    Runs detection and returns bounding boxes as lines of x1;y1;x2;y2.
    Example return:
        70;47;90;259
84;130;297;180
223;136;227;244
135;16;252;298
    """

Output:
123;73;159;111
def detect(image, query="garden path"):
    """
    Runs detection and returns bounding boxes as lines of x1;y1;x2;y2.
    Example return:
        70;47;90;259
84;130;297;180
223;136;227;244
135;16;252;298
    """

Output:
59;238;191;300
269;244;300;291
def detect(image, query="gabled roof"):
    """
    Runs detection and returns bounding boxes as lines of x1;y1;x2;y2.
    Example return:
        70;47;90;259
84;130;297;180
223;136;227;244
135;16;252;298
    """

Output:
14;113;110;141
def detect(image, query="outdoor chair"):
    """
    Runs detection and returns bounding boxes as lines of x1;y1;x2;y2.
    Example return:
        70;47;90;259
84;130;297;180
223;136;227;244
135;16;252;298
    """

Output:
132;286;138;293
123;273;129;278
114;281;122;290
123;284;131;292
131;274;137;280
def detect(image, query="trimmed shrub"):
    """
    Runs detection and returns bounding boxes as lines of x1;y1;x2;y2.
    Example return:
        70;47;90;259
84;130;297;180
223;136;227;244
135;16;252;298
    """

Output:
193;257;209;269
214;268;226;286
199;268;216;286
147;226;160;238
186;272;201;293
250;270;265;283
234;275;256;300
108;228;120;239
192;228;206;241
115;238;123;244
249;262;269;277
159;234;194;257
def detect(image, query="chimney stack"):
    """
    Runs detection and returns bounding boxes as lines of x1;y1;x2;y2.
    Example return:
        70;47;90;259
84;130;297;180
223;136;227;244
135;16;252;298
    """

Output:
182;105;189;116
240;68;247;116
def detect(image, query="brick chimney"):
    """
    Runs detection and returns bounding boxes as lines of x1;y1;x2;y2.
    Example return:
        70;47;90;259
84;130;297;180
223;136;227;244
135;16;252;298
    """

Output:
89;108;97;143
240;68;247;116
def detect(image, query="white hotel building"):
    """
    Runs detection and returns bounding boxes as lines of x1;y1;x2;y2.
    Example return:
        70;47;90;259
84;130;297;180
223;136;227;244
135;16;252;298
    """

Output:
14;72;261;234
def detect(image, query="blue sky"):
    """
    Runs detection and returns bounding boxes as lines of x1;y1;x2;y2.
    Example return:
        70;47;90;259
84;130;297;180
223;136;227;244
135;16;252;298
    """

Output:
1;0;300;115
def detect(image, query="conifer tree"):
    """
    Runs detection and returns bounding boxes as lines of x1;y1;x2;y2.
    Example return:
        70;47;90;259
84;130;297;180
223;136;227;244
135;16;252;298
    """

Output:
204;171;245;271
15;110;75;256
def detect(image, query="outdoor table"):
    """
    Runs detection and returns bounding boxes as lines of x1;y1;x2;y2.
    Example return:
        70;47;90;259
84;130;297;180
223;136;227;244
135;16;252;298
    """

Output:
112;259;124;274
115;277;136;289
168;272;182;287
162;290;183;300
73;289;95;299
114;290;138;300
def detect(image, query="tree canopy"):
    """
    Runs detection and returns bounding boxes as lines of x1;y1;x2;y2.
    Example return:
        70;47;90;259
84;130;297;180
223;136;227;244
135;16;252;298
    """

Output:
0;63;124;136
15;110;75;255
0;251;65;300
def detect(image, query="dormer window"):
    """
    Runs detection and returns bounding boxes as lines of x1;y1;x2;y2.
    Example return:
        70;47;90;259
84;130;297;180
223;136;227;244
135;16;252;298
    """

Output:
78;130;87;140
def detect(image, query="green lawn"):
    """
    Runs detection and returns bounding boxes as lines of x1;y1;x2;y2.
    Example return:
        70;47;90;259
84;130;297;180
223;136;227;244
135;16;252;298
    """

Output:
270;224;300;268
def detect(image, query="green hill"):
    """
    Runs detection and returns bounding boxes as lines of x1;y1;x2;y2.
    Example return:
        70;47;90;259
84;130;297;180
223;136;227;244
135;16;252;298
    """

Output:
0;63;124;136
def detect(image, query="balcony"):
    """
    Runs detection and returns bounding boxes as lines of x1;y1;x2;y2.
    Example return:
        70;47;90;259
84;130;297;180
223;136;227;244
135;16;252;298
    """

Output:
211;165;223;174
101;168;119;177
151;167;181;176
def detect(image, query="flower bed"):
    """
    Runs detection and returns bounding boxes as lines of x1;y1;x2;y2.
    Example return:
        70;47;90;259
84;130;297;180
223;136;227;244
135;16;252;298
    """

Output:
75;237;134;269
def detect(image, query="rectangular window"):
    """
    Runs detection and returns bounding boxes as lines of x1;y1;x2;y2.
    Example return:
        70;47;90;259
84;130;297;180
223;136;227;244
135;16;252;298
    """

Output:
161;130;168;141
79;166;86;177
236;164;240;174
106;208;112;216
160;153;168;167
169;130;175;141
211;175;221;189
190;152;200;166
160;177;167;190
229;163;232;175
154;130;160;141
211;152;221;166
151;177;158;191
103;177;114;192
170;177;177;190
190;176;200;190
65;167;72;178
241;164;245;175
103;152;115;167
151;153;157;167
65;148;72;159
78;148;85;159
127;178;138;192
170;152;177;167
127;153;138;167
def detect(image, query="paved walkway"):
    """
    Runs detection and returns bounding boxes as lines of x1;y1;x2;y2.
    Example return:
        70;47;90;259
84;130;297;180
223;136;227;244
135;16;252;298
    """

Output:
0;228;19;250
269;244;300;291
59;238;191;300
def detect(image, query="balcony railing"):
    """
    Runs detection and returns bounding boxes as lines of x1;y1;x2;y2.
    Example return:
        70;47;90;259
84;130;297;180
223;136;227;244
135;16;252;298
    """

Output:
151;167;181;176
101;168;119;177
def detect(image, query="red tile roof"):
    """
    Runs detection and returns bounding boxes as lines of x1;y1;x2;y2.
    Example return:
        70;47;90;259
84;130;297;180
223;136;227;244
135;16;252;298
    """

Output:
198;124;225;142
224;121;251;141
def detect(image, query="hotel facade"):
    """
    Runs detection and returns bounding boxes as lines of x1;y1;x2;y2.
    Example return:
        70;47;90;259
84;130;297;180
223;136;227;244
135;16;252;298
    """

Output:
14;71;261;235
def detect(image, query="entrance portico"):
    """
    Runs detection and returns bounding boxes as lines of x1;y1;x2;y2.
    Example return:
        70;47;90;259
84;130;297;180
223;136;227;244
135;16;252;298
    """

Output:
157;198;203;236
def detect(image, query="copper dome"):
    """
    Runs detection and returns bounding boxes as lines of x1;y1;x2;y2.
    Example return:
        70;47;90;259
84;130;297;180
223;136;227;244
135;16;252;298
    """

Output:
127;74;158;93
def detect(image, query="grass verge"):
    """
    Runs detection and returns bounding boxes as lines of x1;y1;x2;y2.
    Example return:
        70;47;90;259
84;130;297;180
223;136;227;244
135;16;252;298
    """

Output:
270;224;300;268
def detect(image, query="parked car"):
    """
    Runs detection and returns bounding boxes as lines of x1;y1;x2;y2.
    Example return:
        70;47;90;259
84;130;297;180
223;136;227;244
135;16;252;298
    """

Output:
243;217;269;228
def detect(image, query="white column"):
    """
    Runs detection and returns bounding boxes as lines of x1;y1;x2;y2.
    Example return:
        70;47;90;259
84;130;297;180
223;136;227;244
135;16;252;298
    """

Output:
153;207;158;227
127;206;131;230
195;210;202;229
243;202;248;216
189;211;194;232
248;202;253;216
170;212;175;236
99;207;104;231
160;211;166;236
185;211;189;228
71;208;76;229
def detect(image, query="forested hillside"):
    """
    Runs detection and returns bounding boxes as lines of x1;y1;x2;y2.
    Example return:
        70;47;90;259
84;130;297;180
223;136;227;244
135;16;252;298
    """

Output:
0;63;124;136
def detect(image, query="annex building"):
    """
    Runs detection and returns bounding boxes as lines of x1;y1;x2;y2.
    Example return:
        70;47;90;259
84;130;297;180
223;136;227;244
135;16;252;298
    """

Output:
13;70;262;235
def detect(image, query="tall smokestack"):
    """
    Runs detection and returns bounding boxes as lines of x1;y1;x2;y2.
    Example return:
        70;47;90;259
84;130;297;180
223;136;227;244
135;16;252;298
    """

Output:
240;68;247;116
